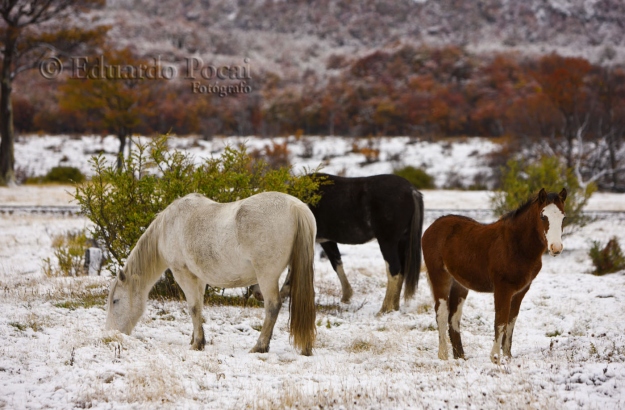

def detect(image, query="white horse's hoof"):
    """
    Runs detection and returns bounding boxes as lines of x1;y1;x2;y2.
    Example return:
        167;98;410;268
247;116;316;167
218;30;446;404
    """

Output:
250;345;269;354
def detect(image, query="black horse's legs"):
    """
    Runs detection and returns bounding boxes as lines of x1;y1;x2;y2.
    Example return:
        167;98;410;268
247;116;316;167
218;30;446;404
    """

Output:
503;285;530;357
448;280;469;359
250;284;264;301
321;241;353;303
169;268;206;351
378;240;403;314
279;269;292;300
250;268;295;302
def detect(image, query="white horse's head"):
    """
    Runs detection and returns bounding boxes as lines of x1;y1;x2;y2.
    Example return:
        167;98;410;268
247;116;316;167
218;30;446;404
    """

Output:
538;188;567;257
105;267;146;335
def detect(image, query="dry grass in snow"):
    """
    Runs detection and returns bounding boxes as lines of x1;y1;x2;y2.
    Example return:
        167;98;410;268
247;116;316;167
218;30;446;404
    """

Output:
1;202;625;409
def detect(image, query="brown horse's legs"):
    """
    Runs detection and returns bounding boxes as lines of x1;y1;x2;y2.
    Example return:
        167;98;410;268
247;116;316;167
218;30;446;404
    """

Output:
491;286;514;364
448;280;469;359
425;260;453;360
433;295;450;360
503;285;530;357
170;268;207;351
378;241;403;314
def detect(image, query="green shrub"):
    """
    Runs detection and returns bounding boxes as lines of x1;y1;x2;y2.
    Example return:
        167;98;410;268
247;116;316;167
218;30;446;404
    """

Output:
589;237;625;275
73;135;323;299
393;166;435;189
491;156;596;227
26;166;86;184
43;230;88;277
45;166;86;183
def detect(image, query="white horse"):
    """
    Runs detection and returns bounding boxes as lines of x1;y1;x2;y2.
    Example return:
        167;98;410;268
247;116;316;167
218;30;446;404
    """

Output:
105;192;317;355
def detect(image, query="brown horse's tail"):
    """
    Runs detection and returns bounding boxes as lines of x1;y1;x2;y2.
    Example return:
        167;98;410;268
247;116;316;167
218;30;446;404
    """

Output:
404;189;424;301
288;203;317;356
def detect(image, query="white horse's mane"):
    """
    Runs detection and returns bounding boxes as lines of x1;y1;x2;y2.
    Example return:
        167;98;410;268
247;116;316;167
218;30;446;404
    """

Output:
123;209;166;289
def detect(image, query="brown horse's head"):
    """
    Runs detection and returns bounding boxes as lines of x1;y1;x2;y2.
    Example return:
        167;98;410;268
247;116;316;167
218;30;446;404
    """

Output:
537;188;567;256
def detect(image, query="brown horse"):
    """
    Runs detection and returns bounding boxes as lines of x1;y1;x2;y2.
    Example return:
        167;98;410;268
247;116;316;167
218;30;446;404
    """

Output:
422;188;567;364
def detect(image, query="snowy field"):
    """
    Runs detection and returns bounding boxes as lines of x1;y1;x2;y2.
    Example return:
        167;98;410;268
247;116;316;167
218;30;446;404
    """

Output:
13;134;499;189
1;135;625;409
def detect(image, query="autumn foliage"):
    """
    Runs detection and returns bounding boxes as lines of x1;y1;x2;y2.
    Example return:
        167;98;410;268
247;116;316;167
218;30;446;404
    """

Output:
12;44;625;145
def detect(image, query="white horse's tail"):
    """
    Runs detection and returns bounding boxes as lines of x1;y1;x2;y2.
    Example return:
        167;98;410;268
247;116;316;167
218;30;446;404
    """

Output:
288;203;317;356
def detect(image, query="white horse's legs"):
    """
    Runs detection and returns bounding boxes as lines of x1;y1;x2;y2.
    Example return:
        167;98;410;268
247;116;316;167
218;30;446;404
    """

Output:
170;268;206;351
250;276;282;354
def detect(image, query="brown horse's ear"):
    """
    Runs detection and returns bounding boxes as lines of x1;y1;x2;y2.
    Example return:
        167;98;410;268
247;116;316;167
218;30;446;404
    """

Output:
559;188;567;202
538;188;547;203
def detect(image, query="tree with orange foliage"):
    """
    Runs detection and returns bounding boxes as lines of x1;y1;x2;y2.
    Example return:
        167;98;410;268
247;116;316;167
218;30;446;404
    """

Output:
530;54;593;167
0;0;106;185
60;47;156;169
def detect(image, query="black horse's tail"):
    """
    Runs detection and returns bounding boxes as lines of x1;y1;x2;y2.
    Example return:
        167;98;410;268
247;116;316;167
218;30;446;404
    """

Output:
403;189;424;301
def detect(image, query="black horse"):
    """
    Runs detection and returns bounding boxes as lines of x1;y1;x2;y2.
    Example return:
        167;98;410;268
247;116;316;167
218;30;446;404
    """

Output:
312;173;424;313
254;173;424;314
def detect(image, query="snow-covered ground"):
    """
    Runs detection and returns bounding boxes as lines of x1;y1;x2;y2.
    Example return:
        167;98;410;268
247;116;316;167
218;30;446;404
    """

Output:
14;135;499;189
2;135;625;409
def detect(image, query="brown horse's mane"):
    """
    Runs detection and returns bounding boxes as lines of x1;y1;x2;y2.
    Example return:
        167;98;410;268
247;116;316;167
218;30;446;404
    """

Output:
501;191;562;221
501;195;538;221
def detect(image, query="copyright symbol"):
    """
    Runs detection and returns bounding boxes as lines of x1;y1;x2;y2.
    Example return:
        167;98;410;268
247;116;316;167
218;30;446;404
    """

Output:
39;57;63;79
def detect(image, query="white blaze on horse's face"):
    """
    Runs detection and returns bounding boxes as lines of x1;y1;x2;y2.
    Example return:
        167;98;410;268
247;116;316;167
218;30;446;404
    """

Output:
106;277;144;335
541;204;565;256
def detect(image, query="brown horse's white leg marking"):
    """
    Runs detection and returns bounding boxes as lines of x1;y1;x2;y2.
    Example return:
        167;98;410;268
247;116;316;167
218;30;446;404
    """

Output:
502;316;517;356
436;298;449;360
336;263;353;303
450;298;465;332
490;324;505;364
448;281;469;359
503;285;529;357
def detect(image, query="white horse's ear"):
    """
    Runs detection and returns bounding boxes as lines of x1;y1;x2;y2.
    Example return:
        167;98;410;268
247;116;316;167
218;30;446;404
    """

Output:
118;269;127;282
559;188;567;202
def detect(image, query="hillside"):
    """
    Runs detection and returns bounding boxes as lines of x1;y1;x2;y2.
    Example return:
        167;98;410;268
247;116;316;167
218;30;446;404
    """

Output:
101;0;625;77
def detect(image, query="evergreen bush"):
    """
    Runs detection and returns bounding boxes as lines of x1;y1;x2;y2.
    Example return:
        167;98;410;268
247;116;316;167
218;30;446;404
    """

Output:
589;237;625;275
73;136;323;299
393;166;435;189
26;166;86;184
491;156;595;227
